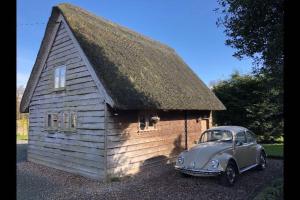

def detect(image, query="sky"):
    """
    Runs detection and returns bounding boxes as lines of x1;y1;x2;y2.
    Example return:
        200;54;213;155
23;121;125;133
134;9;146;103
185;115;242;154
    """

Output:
17;0;254;88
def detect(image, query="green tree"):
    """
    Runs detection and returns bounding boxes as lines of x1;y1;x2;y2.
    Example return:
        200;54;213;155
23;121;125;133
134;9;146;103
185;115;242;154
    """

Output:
214;0;284;140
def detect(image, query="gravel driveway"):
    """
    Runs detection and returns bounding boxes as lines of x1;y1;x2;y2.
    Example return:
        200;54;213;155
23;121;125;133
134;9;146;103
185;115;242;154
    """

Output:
17;143;283;200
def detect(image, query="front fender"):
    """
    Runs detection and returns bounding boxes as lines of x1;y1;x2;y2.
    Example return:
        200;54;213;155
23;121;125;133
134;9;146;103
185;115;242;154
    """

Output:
210;153;240;173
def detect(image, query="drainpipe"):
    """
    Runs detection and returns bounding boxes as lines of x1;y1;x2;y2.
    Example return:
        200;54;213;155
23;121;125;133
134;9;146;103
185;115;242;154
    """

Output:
184;111;188;150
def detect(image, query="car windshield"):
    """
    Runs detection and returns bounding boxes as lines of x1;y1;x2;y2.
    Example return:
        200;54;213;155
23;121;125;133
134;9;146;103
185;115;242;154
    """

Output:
199;130;233;143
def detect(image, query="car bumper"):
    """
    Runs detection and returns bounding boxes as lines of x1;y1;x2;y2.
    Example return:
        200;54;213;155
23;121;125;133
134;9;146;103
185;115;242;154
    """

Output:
175;165;222;177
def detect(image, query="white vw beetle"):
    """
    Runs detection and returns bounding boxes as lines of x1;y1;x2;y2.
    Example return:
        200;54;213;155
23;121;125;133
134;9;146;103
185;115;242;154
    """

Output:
175;126;266;186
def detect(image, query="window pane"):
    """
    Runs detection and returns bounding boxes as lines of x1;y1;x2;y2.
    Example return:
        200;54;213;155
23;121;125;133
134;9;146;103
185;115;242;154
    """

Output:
47;114;52;127
71;113;77;129
64;112;69;129
246;131;254;142
54;68;60;88
59;66;66;87
52;114;58;128
148;116;154;127
236;132;246;143
139;116;146;130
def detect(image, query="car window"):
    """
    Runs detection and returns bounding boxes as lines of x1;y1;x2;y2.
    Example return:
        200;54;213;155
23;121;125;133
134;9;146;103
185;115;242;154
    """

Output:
246;131;255;143
235;131;246;144
199;130;232;143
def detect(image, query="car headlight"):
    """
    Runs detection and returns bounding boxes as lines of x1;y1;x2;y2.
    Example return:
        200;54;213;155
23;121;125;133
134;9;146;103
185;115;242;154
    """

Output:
178;156;184;164
208;159;219;169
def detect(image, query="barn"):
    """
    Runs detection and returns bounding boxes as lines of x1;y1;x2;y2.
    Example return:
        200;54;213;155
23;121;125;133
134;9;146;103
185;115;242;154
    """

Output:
20;3;225;180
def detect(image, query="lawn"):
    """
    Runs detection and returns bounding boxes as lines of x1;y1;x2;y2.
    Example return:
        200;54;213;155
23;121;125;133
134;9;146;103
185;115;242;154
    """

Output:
262;144;283;158
253;178;283;200
17;134;28;141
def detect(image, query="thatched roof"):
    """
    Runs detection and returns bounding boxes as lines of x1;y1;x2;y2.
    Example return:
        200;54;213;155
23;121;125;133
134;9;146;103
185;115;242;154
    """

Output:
21;3;225;112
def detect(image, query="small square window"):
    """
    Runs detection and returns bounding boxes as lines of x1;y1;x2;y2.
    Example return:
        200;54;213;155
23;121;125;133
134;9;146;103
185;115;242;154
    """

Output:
46;113;58;130
139;112;158;131
54;66;66;89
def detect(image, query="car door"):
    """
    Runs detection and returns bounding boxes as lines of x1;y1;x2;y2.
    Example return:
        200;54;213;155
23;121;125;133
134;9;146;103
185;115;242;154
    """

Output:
234;131;248;169
245;130;258;166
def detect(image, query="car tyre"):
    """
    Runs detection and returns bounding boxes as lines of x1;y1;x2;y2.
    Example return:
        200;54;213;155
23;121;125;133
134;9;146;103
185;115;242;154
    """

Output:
220;161;237;186
257;152;267;170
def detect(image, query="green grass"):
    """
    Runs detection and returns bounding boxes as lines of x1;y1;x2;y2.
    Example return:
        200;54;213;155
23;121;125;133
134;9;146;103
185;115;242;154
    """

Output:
253;178;283;200
262;144;283;158
17;134;28;141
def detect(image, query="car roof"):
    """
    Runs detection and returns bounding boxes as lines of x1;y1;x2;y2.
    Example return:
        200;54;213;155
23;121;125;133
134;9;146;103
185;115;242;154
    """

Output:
206;126;248;134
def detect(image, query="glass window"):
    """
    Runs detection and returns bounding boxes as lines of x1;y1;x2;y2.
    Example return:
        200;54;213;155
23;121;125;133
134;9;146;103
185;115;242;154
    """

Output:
139;113;158;131
199;130;233;143
235;131;247;144
246;131;255;143
139;116;146;130
54;66;66;89
47;114;52;127
70;112;77;129
63;112;69;129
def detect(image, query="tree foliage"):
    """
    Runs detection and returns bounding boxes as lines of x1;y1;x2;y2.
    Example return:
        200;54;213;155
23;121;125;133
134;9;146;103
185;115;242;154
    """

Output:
212;72;283;138
213;0;284;141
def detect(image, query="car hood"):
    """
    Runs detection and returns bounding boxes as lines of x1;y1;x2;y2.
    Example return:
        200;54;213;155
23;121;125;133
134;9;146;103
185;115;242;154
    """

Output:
180;141;232;169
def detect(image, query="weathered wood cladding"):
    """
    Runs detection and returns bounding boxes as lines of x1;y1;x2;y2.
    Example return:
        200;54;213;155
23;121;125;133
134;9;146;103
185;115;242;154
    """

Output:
28;22;105;180
105;108;212;177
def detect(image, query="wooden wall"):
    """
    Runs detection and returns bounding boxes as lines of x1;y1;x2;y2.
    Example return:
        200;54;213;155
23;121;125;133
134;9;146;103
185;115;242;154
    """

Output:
105;108;212;177
27;22;105;180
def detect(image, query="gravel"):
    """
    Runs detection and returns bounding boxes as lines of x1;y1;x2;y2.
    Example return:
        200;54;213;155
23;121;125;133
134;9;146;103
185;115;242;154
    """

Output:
17;144;283;200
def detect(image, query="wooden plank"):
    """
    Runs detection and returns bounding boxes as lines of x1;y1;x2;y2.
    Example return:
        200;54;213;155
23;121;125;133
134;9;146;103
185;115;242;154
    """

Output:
28;144;104;162
48;47;78;62
29;136;104;148
27;153;103;176
28;148;103;169
28;140;104;155
29;132;104;142
28;156;103;180
54;31;69;41
46;54;80;67
66;77;96;86
50;39;73;52
53;36;71;46
66;71;91;81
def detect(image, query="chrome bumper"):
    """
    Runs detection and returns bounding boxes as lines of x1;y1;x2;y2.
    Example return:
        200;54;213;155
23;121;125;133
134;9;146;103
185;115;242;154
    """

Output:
175;165;222;177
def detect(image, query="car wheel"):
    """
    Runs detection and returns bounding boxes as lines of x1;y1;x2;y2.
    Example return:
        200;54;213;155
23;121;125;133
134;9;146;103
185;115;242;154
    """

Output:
257;152;267;170
220;161;237;186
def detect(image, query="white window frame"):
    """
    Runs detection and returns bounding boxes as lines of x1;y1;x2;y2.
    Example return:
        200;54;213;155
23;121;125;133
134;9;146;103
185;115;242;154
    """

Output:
54;65;66;90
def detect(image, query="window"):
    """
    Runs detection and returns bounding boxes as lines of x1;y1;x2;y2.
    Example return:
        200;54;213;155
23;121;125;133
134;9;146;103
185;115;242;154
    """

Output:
235;131;246;144
199;130;232;143
138;113;159;131
70;112;77;129
63;112;69;129
45;111;77;132
46;113;59;130
54;66;66;89
246;131;255;143
62;111;77;131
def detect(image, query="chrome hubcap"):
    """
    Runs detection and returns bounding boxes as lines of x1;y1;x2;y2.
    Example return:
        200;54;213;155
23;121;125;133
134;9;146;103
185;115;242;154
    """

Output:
226;166;235;183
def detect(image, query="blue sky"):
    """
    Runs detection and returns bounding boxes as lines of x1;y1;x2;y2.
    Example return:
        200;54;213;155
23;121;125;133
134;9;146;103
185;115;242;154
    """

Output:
17;0;253;88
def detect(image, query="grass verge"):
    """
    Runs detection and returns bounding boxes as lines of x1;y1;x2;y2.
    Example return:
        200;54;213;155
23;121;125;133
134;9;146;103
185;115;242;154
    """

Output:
262;144;283;158
17;134;28;141
253;178;283;200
